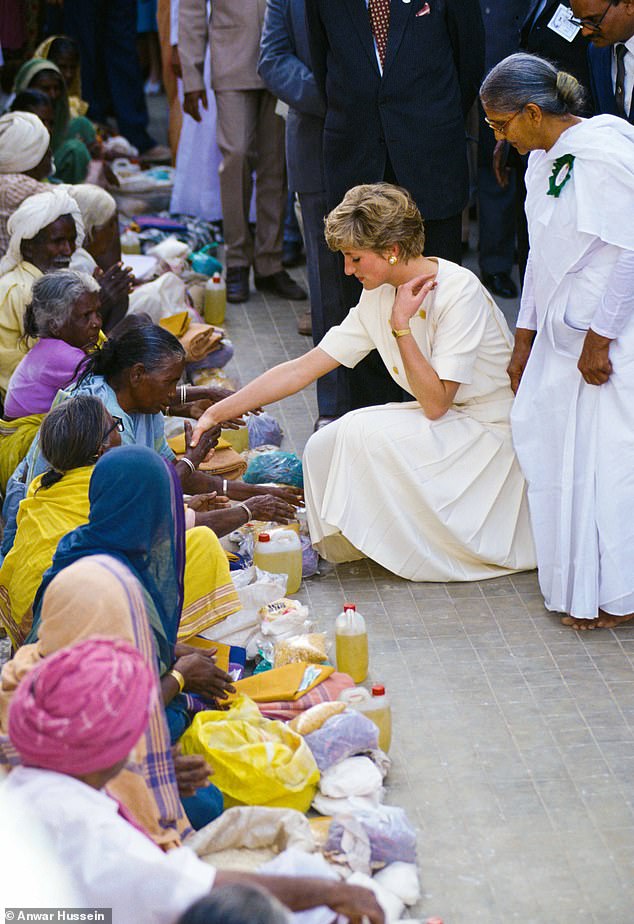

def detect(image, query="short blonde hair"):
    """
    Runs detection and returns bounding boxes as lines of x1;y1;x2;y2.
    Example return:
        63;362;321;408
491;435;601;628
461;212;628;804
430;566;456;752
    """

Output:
324;183;425;261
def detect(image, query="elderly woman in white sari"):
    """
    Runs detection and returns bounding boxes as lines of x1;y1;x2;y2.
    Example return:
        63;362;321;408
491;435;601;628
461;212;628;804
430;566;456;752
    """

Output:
480;53;634;629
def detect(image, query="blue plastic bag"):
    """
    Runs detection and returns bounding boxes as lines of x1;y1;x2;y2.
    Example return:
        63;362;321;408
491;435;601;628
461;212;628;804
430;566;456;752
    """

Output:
243;451;303;488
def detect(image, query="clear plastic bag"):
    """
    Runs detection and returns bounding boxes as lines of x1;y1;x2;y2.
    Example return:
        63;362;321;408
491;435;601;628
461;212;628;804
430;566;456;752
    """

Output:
324;804;418;871
274;633;328;668
246;411;283;448
304;709;379;772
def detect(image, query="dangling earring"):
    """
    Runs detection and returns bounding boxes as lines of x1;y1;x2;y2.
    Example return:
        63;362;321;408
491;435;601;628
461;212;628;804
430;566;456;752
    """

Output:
388;255;397;265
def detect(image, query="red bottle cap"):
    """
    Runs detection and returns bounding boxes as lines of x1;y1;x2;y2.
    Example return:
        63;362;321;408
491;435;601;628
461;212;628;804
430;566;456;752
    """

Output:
258;532;271;542
371;684;385;696
212;272;221;282
343;603;356;611
425;918;444;924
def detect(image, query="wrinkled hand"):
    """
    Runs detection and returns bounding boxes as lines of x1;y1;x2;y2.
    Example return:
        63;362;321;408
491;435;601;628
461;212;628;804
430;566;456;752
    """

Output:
578;328;613;385
183;89;208;123
174;651;236;700
187;491;230;511
325;883;385;924
493;140;511;189
183;419;220;468
170;45;182;79
391;273;437;329
172;748;213;798
243;494;299;523
96;263;134;304
507;329;536;394
254;484;304;507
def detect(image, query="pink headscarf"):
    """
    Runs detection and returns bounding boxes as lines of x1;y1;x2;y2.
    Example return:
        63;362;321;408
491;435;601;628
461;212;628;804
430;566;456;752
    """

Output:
8;637;156;775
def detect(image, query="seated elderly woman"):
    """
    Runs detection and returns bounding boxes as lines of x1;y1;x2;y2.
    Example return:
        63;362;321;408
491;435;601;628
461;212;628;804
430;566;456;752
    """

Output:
0;636;383;923
192;183;537;582
0;270;103;493
4;270;102;420
0;111;52;254
0;398;242;655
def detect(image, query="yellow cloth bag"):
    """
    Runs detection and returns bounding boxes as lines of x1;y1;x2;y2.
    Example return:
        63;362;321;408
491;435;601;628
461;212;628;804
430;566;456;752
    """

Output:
180;694;320;812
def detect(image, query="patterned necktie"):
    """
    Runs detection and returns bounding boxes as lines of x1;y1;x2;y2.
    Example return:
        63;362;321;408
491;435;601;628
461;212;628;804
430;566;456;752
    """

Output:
615;43;627;118
368;0;391;69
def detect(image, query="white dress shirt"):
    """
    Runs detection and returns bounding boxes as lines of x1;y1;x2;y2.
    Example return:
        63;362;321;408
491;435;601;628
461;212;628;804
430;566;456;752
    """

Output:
1;767;215;924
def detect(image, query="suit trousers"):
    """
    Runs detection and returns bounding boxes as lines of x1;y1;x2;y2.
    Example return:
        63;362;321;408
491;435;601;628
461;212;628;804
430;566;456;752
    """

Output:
60;0;155;153
298;190;351;417
477;105;516;275
215;88;286;275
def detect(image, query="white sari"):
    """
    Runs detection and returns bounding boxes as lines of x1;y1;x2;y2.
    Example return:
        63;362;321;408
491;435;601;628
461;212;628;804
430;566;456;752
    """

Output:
512;116;634;619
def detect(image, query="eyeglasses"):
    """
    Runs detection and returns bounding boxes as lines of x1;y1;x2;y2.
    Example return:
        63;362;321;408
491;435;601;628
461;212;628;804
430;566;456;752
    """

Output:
569;1;612;31
484;108;523;135
102;416;124;441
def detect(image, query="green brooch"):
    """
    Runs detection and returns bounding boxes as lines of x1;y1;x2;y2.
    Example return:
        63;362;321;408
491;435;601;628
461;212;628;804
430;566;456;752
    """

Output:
547;153;575;198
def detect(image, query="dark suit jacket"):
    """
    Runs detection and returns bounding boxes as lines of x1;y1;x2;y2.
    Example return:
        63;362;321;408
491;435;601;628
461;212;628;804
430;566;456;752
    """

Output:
521;0;592;102
480;0;530;72
588;44;634;122
305;0;485;219
258;0;325;193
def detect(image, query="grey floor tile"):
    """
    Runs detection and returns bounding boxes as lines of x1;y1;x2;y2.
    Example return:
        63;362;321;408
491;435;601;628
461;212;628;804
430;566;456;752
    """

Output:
221;268;634;921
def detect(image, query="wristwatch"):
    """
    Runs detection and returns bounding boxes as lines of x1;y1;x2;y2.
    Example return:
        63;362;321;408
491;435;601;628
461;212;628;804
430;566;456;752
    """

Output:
391;327;411;339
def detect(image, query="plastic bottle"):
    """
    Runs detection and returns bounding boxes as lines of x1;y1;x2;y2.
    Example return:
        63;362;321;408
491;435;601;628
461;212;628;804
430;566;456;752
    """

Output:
120;229;141;254
253;530;302;594
335;603;368;683
204;273;227;325
339;684;391;752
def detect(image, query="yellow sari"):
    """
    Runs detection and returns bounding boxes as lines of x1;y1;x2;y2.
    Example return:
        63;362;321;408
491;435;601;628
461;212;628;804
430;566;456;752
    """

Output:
0;465;92;647
0;465;240;648
0;413;45;494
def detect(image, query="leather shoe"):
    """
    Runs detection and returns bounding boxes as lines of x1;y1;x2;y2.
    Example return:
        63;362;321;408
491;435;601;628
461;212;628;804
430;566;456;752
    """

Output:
481;272;518;299
226;266;250;303
297;309;312;336
313;415;338;431
254;269;307;300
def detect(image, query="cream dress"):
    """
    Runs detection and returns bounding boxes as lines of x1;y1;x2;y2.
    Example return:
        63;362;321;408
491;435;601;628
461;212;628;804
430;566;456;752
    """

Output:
303;259;536;581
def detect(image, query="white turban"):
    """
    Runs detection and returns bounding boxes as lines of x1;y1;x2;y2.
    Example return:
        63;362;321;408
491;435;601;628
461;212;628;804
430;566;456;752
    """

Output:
0;188;85;275
0;111;50;174
67;184;117;238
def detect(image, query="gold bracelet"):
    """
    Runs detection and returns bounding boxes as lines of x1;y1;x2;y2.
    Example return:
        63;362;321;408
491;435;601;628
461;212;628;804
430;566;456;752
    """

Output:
167;668;185;693
391;327;412;339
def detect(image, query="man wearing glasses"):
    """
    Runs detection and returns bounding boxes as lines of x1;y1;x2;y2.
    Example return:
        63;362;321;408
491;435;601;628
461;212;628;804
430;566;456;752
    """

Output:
572;0;634;122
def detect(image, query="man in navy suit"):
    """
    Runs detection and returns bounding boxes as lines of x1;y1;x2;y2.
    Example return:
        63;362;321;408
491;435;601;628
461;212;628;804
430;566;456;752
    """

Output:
571;0;634;121
477;1;529;301
259;0;350;426
305;0;484;407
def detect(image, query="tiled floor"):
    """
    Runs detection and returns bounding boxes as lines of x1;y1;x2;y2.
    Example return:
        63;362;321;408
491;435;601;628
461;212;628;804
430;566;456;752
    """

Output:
221;268;634;923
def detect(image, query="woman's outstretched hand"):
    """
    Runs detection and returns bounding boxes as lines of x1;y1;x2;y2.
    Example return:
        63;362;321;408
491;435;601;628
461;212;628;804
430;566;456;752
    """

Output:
191;405;222;447
391;273;437;329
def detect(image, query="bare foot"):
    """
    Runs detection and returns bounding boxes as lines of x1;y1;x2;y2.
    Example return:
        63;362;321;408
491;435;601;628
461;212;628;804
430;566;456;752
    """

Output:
560;611;634;630
560;615;600;630
596;610;634;629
